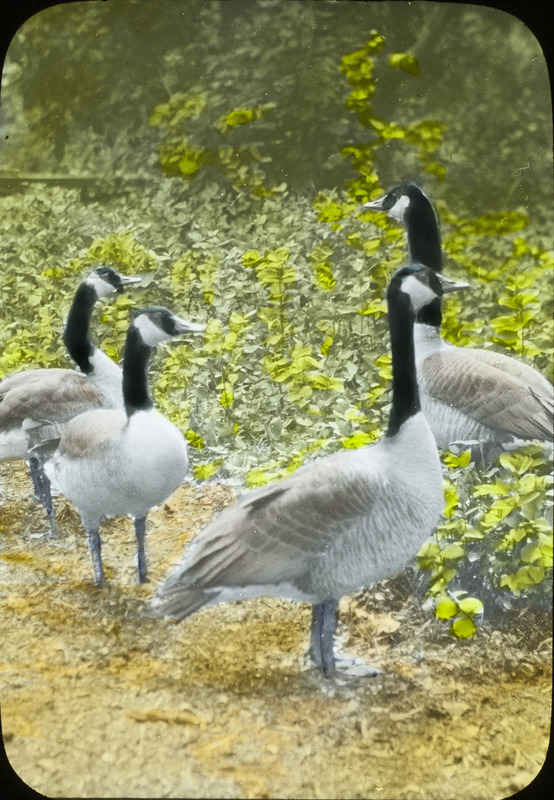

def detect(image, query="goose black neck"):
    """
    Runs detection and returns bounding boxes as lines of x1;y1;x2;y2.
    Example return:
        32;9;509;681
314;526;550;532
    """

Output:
416;296;442;327
63;282;97;374
406;202;443;272
122;325;154;416
386;294;420;437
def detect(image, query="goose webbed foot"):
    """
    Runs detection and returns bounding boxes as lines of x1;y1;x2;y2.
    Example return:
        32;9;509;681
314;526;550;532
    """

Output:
28;455;58;536
87;527;106;586
134;516;149;583
332;655;381;678
310;598;381;680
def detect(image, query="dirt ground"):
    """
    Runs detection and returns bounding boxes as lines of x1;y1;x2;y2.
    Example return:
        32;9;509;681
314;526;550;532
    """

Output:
0;459;551;799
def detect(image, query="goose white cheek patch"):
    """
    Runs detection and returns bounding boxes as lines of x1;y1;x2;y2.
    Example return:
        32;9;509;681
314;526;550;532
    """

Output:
401;274;438;313
134;314;173;346
388;194;410;222
87;273;116;298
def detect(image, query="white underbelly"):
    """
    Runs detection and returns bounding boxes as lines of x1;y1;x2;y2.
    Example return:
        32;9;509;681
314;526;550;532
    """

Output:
49;412;189;527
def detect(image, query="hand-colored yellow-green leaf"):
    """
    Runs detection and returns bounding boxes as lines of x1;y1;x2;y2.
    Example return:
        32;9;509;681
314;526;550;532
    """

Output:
389;52;420;76
436;597;458;620
457;597;484;615
450;617;477;639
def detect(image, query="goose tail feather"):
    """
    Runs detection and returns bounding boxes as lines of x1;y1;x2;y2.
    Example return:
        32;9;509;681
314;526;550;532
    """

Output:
150;584;214;620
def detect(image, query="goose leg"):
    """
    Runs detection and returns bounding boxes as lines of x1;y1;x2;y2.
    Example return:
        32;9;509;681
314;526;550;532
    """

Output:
28;456;58;536
87;527;105;585
310;597;338;678
134;517;148;583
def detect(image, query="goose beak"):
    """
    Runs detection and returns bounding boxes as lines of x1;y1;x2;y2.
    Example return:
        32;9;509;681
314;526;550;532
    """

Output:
173;317;207;335
116;275;143;294
362;195;386;210
120;275;143;286
438;274;471;293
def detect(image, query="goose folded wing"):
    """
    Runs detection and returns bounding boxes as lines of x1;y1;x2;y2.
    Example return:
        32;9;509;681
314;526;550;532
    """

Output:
0;370;104;430
422;350;554;441
161;449;379;592
1;369;67;414
461;348;554;399
56;408;127;459
0;368;60;397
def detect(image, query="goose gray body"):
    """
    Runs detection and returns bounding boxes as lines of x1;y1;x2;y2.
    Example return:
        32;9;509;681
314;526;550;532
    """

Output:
153;266;456;677
365;184;553;452
153;412;442;617
46;307;205;584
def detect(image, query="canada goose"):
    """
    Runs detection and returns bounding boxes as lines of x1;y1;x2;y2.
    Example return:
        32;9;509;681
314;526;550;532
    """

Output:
364;185;553;454
46;307;205;585
0;267;140;534
151;266;467;678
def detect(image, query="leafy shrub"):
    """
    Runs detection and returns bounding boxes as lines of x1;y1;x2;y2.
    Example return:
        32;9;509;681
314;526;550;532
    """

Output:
0;24;551;635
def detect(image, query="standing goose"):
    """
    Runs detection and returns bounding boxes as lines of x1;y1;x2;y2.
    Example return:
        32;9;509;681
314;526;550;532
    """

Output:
364;184;553;454
151;266;466;678
0;267;140;534
46;307;205;585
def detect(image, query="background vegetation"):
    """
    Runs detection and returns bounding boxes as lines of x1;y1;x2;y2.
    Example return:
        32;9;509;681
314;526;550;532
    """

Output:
0;0;552;632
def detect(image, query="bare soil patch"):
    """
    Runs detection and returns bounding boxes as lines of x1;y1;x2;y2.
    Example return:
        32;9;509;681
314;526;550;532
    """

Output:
1;460;551;799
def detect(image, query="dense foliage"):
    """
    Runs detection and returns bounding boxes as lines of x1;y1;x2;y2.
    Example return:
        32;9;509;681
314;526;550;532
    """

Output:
0;2;552;632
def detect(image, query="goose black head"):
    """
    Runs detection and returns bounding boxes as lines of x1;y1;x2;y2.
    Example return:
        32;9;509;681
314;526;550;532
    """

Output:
88;266;141;297
364;184;443;273
132;307;206;347
363;183;429;223
389;264;470;322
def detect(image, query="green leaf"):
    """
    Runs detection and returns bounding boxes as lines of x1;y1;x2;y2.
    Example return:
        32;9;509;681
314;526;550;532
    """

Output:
441;543;465;560
480;496;519;532
519;543;542;564
357;299;387;317
528;565;545;583
222;104;275;128
219;389;234;408
192;459;224;481
417;541;441;560
435;597;458;620
442;449;472;468
307;374;344;392
388;52;420;76
340;431;378;449
442;480;459;518
450;617;477;639
185;430;205;450
472;481;511;497
498;452;536;475
457;597;484;616
320;336;333;356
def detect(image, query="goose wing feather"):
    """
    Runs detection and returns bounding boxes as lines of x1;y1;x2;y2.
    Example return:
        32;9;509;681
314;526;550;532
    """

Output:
422;350;553;441
0;368;65;395
56;408;128;459
158;448;379;596
463;348;553;397
0;370;104;430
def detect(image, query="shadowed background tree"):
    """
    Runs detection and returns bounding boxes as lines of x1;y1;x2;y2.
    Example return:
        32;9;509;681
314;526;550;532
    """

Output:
0;0;551;215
